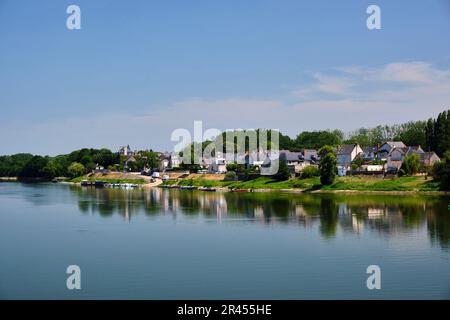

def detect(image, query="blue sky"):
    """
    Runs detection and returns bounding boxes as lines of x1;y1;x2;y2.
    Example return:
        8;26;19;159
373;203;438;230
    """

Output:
1;0;450;155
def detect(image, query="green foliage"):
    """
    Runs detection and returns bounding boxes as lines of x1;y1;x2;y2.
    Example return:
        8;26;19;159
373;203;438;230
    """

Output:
319;146;336;185
0;153;34;177
18;156;49;178
432;151;450;190
351;156;365;170
274;158;291;181
394;121;426;147
226;163;245;173
318;145;334;158
300;166;320;179
399;153;420;176
224;171;237;181
295;130;343;149
425;109;450;156
67;162;86;178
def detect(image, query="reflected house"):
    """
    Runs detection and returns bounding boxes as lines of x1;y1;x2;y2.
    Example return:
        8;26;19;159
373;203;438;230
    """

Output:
254;205;264;218
67;185;449;249
367;207;385;219
352;215;364;233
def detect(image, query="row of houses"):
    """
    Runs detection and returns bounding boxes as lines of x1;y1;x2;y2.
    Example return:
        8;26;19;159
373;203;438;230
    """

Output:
118;141;440;176
336;141;440;175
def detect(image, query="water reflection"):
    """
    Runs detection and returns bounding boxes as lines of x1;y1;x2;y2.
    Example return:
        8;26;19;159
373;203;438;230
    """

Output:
69;185;450;250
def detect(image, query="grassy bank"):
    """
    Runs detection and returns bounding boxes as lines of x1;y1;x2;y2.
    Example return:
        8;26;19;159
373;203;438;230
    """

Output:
70;176;147;185
165;175;441;192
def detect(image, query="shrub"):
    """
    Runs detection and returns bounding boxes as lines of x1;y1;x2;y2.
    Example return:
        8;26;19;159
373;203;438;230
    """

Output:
224;171;237;181
399;153;420;176
68;162;85;178
300;166;319;179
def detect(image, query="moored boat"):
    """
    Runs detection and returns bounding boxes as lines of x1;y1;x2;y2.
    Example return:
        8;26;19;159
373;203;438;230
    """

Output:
198;187;216;192
180;186;197;190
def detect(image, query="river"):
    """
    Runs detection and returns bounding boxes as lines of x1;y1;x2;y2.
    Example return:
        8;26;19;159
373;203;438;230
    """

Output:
0;182;449;299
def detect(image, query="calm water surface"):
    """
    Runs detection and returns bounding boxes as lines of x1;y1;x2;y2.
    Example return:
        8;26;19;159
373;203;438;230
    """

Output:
0;182;449;299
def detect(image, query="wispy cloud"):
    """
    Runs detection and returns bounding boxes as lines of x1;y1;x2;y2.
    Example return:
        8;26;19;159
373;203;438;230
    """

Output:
2;61;450;155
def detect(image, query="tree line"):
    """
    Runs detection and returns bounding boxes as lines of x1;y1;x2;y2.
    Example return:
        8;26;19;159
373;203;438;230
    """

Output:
184;109;449;156
0;148;159;179
281;109;449;155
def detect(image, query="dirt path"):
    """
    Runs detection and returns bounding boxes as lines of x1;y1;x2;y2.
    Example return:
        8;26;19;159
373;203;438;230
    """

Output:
141;178;163;189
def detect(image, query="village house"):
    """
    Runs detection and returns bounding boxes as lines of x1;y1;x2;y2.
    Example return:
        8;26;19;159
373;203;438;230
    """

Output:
280;150;305;174
360;146;378;161
208;152;227;173
118;145;133;157
336;144;363;169
406;145;424;155
377;141;406;161
158;152;182;172
303;149;319;164
420;152;440;167
124;155;137;169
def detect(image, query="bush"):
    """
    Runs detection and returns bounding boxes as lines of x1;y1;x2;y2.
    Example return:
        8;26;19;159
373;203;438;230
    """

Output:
300;166;319;179
224;171;237;181
68;162;85;178
399;153;420;176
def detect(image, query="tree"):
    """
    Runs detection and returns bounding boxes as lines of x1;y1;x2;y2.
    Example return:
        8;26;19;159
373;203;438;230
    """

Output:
399;153;420;176
432;151;450;190
424;109;450;156
19;156;49;178
42;160;61;178
68;162;85;178
295;130;342;150
394;121;426;147
318;145;336;185
274;158;290;181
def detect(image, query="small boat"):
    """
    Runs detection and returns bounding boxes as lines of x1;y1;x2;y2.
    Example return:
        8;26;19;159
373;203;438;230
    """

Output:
81;180;93;187
231;189;251;193
169;185;180;189
94;181;106;188
180;186;197;190
198;187;216;192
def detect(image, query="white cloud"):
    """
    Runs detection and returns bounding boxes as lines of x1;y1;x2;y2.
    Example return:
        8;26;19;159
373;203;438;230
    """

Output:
2;61;450;155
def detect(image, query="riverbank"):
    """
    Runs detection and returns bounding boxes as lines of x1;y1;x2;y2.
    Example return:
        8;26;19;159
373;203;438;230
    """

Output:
70;172;149;185
162;175;447;194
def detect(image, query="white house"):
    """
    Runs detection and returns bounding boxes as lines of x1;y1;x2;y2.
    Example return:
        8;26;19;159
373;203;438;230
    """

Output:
208;152;227;173
336;144;363;169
